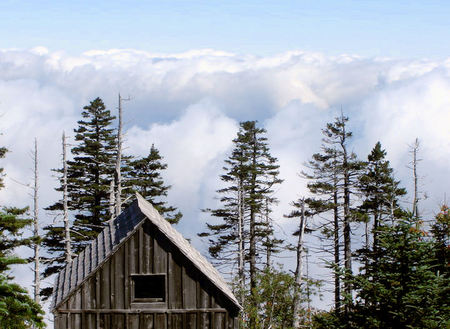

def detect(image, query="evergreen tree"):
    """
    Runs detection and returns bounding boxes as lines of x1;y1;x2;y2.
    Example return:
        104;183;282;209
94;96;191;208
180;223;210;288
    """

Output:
303;113;363;313
127;144;182;224
358;142;406;255
0;142;45;328
431;205;449;277
314;214;450;328
69;97;117;245
42;98;117;298
200;121;283;329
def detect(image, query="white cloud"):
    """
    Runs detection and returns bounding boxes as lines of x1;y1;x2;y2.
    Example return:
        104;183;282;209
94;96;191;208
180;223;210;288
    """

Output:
0;47;449;321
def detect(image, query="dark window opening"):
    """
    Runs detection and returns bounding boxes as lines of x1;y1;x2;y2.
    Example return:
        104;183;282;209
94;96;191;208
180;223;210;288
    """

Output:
132;274;166;302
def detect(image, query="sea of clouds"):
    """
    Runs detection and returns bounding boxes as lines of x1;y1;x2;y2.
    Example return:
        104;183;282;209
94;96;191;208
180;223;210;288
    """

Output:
0;47;449;322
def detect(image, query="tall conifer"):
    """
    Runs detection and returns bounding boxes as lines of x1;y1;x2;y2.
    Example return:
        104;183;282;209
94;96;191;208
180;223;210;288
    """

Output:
127;144;182;224
0;139;45;327
42;98;117;298
358;142;406;254
200;121;282;329
302;113;363;313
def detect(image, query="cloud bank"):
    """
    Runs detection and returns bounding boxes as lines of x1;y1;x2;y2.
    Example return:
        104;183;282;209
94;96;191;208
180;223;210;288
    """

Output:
0;47;449;317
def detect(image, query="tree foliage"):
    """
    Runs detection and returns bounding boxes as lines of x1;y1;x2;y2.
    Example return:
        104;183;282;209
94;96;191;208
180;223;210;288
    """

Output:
0;142;45;327
128;144;182;224
313;214;450;328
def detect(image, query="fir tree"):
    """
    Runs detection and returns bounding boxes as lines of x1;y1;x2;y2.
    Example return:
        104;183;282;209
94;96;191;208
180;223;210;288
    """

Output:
302;113;364;313
314;214;450;328
0;142;45;328
200;121;283;329
358;142;406;254
42;98;117;297
127;144;182;224
69;97;117;245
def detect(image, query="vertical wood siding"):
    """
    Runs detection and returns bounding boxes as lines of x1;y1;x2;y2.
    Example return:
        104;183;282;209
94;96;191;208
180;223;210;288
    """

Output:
54;220;238;329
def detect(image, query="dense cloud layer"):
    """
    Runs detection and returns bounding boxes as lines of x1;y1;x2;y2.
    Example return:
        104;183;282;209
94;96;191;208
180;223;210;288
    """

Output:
0;47;449;317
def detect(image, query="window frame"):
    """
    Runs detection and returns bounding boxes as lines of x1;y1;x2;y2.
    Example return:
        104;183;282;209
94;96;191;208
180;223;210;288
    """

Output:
130;273;167;305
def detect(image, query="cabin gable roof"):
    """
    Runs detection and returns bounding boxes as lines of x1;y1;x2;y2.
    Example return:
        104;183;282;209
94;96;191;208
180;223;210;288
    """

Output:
51;193;240;311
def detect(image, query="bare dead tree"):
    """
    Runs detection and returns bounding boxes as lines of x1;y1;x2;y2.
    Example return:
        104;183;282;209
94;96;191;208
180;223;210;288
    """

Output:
62;132;73;263
293;198;307;329
410;138;421;218
109;180;115;221
237;180;245;306
115;93;131;217
32;138;41;305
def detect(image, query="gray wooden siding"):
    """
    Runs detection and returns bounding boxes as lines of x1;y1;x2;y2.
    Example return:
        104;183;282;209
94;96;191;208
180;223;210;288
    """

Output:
54;220;239;329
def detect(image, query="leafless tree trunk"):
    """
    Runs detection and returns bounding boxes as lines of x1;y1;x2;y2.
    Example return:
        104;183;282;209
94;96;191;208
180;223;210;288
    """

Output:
115;94;130;216
62;132;72;263
109;180;115;221
32;139;40;305
410;138;420;218
265;197;271;268
332;157;341;314
293;198;306;329
115;94;123;216
237;180;245;306
340;115;352;310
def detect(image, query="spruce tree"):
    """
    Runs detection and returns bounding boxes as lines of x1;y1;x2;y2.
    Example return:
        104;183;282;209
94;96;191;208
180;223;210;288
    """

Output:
358;142;406;254
127;144;182;224
314;214;450;328
302;113;364;313
0;141;45;328
42;98;117;298
69;97;117;245
200;121;282;329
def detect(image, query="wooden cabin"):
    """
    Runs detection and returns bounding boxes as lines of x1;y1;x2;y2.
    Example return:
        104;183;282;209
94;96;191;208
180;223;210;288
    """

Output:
51;194;241;329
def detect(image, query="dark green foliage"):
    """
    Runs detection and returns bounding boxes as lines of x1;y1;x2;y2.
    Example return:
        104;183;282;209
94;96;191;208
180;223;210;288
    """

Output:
303;114;364;312
358;142;406;252
0;256;45;328
128;144;182;224
431;205;449;277
42;98;117;298
201;121;283;264
242;266;320;329
0;143;45;328
313;214;450;329
69;97;117;245
200;121;283;329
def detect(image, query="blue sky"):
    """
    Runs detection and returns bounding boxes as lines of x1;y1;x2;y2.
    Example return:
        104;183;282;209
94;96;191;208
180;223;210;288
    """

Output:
1;1;450;324
1;0;449;58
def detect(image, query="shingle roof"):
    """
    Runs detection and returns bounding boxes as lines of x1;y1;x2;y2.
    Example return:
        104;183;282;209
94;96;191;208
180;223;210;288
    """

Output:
51;193;241;311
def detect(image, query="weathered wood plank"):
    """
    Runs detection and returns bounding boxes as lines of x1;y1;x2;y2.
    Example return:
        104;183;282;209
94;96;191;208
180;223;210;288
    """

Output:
113;314;125;329
114;245;125;309
56;268;65;305
86;313;96;329
197;281;211;309
168;252;183;309
142;223;150;273
110;250;116;308
170;313;183;329
153;234;167;273
95;271;100;309
154;313;166;329
60;314;67;329
142;313;154;328
124;239;130;308
99;313;110;329
183;266;197;309
100;260;110;309
138;226;143;273
214;312;225;329
186;312;197;329
128;314;140;329
199;312;210;329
